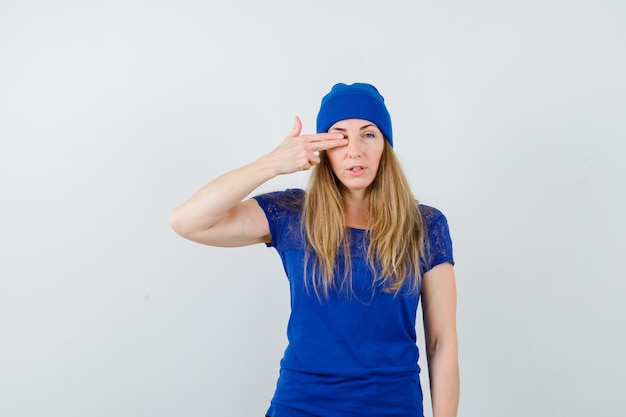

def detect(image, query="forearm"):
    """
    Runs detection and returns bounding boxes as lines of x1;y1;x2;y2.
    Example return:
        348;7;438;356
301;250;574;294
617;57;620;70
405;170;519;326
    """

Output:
169;155;278;236
427;342;460;417
169;117;346;242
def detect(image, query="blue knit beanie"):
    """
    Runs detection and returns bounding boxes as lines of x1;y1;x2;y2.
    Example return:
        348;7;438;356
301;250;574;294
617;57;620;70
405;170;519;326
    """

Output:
316;82;393;147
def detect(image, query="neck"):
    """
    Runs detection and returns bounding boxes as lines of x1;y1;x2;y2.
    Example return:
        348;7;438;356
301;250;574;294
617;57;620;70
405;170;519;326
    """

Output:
343;190;370;229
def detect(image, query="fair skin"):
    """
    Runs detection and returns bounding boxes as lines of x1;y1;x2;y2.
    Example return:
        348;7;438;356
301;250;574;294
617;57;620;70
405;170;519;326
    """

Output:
169;116;346;247
422;262;460;417
326;119;385;228
170;117;459;416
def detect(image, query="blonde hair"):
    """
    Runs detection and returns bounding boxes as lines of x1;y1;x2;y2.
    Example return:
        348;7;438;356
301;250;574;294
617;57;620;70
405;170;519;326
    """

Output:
303;140;426;298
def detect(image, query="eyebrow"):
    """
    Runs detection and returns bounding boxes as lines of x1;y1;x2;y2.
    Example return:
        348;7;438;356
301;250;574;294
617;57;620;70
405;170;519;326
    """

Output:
330;124;376;132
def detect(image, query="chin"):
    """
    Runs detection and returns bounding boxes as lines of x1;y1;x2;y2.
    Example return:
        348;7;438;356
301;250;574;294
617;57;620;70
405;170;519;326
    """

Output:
339;179;374;192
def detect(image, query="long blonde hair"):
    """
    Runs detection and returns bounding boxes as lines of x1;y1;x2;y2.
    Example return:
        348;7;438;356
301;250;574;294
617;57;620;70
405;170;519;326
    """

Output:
303;140;426;298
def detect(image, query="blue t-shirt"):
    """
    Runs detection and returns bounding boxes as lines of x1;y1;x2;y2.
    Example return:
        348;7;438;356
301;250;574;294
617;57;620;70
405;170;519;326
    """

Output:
253;189;454;417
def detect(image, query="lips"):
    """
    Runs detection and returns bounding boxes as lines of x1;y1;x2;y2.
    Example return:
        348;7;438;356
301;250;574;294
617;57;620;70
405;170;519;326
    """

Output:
347;165;366;176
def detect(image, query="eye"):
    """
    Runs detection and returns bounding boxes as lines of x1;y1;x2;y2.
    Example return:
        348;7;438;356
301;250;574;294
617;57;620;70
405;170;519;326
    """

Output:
364;132;377;139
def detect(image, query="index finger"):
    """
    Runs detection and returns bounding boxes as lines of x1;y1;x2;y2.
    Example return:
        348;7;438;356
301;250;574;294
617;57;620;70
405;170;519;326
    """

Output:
301;132;348;151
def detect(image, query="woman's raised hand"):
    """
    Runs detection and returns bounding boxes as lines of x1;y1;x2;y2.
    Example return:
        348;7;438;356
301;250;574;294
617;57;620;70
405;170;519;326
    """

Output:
170;117;346;246
262;116;348;175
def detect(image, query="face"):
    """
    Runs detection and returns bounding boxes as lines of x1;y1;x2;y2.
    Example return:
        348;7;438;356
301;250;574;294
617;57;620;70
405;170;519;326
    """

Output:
326;119;385;195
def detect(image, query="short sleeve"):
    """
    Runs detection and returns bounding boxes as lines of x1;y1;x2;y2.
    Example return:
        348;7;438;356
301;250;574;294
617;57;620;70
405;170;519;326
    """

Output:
252;189;305;249
419;205;455;273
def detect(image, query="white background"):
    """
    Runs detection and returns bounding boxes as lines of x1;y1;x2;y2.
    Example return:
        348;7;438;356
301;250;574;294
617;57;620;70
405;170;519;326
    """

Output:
1;0;625;416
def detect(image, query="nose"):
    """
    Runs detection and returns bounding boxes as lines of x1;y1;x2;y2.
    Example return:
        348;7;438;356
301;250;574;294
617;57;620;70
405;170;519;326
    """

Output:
346;136;362;158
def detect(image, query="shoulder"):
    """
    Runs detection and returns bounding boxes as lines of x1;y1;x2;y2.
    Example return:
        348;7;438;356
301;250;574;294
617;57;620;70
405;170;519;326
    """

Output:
253;188;305;210
252;189;306;248
252;189;306;223
418;204;449;228
418;203;455;269
256;188;305;201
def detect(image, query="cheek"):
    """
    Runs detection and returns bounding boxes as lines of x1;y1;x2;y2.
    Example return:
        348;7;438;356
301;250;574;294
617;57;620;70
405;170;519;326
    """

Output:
372;146;384;167
325;150;343;171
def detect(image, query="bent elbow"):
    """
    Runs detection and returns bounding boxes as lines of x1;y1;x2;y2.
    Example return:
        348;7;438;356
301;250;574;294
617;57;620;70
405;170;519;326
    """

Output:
169;207;190;237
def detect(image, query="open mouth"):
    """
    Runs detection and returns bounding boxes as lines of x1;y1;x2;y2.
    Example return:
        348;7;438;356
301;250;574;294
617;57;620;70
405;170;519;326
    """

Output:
347;166;366;176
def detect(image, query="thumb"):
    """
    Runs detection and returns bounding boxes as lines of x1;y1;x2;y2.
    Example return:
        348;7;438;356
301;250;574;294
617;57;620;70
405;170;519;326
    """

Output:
288;115;302;138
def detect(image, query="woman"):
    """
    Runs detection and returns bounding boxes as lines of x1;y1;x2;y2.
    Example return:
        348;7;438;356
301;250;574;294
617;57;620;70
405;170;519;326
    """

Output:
170;82;459;417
